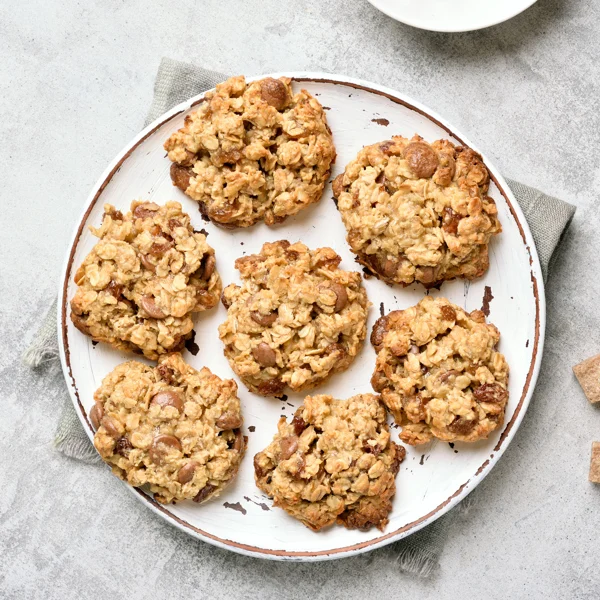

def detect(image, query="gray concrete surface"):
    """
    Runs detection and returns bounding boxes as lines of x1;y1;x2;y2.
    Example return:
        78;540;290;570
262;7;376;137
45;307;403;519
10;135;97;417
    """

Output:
1;0;599;598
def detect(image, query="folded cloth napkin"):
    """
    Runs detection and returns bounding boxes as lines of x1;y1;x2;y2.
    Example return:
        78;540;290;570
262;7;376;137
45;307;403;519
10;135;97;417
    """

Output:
23;58;576;577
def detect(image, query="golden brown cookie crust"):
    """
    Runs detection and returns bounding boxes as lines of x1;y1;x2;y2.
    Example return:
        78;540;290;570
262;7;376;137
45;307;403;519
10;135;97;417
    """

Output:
254;393;405;531
70;201;221;360
332;135;501;288
164;75;336;228
371;296;509;445
92;353;245;504
218;241;369;396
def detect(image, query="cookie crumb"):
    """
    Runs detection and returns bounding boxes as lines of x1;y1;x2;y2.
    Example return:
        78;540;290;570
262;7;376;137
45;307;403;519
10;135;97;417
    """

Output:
481;285;494;316
184;330;199;356
244;496;270;511
223;501;247;515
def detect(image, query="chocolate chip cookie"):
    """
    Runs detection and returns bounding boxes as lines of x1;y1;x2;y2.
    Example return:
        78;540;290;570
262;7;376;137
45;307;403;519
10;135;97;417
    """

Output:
371;296;509;445
164;75;336;228
218;241;369;396
332;135;501;288
70;201;221;360
92;352;245;504
254;393;405;531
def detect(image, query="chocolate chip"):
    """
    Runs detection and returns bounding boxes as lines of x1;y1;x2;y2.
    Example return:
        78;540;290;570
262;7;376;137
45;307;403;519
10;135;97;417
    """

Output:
193;483;216;503
105;280;124;299
280;436;299;460
177;462;198;484
200;254;216;280
89;402;104;430
371;314;391;350
252;343;277;367
251;310;277;327
215;411;243;430
260;78;289;110
100;416;121;439
329;282;348;313
382;257;399;278
253;455;268;479
140;254;156;272
232;429;244;452
439;369;459;383
332;173;345;198
139;296;166;319
149;434;182;464
184;330;199;356
151;391;184;413
403;142;439;179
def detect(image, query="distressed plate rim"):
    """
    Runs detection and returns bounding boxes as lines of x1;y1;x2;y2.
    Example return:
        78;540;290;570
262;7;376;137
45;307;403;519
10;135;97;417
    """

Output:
57;72;546;561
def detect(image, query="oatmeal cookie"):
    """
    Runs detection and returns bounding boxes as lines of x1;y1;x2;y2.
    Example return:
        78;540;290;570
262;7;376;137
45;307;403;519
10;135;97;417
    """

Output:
164;75;336;228
371;296;509;445
70;201;221;360
218;241;369;396
254;393;405;531
92;352;245;504
332;135;501;287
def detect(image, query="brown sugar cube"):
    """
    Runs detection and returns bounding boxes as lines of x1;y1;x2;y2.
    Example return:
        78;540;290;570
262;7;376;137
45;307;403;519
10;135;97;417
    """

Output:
573;354;600;404
590;442;600;483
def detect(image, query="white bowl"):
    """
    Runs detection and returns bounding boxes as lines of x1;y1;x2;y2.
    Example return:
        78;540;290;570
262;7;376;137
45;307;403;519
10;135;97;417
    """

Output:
367;0;538;32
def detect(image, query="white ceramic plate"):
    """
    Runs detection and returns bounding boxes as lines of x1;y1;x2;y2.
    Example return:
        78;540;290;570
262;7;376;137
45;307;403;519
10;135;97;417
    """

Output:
58;72;545;561
367;0;538;32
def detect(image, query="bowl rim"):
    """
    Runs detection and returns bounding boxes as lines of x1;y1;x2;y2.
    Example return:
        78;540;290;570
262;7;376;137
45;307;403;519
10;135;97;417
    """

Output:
366;0;539;33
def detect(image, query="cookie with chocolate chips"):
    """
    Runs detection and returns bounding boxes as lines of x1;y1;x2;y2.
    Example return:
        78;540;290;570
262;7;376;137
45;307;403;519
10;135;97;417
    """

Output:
371;296;509;445
92;352;245;504
332;135;501;288
254;393;405;531
164;75;336;228
70;200;221;360
218;241;369;396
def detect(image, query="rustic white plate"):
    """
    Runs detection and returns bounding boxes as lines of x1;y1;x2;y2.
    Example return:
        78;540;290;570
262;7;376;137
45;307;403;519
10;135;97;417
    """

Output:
367;0;538;32
58;73;545;561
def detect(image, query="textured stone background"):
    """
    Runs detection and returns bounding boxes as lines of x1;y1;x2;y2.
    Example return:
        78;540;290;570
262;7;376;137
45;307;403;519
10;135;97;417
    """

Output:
2;0;599;598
